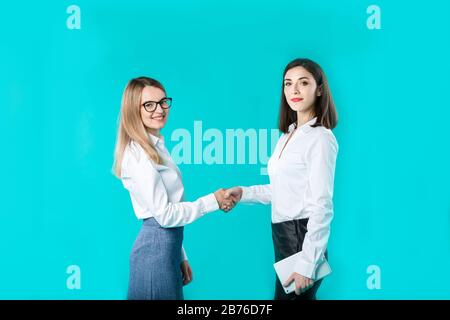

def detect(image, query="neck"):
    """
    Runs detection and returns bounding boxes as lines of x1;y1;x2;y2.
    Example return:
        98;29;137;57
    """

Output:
297;110;315;128
147;128;160;137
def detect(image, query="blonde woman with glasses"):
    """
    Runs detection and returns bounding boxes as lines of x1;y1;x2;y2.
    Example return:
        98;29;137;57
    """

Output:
113;77;234;300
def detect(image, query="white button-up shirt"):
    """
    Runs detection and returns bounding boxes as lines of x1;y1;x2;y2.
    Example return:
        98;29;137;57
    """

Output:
240;117;338;280
120;133;219;261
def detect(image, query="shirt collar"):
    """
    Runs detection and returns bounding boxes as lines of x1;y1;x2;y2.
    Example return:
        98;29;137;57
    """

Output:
148;132;164;147
288;117;317;134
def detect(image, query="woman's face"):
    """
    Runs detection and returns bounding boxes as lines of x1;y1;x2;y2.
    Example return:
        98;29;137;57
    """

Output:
140;85;170;134
284;66;321;113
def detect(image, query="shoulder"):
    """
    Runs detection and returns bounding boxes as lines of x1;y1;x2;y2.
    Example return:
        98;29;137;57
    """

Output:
122;141;155;175
123;141;143;163
307;126;338;151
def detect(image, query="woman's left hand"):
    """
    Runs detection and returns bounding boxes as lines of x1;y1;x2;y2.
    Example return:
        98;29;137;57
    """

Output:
284;272;314;295
181;260;193;286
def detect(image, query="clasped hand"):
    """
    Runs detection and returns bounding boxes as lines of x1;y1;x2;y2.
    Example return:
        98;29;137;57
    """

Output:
213;187;242;212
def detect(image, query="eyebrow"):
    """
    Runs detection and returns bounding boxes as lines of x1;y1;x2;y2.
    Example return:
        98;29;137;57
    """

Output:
142;97;167;103
284;77;310;81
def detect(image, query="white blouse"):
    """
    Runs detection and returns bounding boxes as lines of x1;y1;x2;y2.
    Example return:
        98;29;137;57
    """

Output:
120;133;219;261
240;117;338;280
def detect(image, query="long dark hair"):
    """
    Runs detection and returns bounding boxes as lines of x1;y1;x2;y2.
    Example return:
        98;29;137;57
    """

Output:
278;58;337;133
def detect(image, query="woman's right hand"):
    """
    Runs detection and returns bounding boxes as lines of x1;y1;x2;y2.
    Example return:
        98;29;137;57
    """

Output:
221;187;243;211
224;187;242;202
214;188;236;212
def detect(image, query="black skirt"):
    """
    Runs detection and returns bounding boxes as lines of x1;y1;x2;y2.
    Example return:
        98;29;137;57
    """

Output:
271;218;326;300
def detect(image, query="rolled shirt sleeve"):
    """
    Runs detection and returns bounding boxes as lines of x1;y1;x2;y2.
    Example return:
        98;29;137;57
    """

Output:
181;246;188;262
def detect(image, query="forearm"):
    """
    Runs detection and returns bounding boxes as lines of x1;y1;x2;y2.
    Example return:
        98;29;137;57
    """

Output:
240;184;272;204
154;193;219;228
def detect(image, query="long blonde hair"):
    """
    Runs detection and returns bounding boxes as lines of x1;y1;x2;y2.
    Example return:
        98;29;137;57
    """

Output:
113;77;165;178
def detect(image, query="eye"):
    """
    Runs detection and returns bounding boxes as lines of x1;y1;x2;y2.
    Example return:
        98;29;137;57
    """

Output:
144;102;156;109
284;82;291;87
301;81;309;86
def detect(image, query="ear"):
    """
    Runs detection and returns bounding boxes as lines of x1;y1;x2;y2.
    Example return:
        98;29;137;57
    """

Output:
317;85;323;97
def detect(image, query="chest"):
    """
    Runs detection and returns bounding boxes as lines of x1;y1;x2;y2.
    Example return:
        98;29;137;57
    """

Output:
268;131;309;177
155;145;184;187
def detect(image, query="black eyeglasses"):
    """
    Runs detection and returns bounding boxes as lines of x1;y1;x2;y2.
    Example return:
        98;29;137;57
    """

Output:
141;97;172;113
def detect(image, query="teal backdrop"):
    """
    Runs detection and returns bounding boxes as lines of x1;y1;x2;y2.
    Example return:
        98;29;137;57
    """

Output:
1;0;449;299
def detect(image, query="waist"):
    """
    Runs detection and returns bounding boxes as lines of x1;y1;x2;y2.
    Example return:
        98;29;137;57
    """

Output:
142;217;160;227
138;218;184;246
141;217;184;230
271;210;310;224
271;217;309;225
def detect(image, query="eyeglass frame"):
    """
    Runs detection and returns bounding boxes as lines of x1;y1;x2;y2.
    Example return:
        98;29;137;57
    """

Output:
141;97;173;113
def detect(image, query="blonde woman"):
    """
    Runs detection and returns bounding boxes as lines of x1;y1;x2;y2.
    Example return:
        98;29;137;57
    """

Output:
113;77;233;300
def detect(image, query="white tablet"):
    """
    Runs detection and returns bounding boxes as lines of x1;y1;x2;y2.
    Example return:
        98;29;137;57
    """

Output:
273;252;332;294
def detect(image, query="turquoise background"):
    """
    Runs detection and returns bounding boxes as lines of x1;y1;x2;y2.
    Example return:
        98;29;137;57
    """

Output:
1;0;449;299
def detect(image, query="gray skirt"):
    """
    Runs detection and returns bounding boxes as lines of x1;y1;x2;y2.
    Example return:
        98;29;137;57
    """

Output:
127;217;184;300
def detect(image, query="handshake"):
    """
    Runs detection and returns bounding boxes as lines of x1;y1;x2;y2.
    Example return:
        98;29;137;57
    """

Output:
213;187;243;212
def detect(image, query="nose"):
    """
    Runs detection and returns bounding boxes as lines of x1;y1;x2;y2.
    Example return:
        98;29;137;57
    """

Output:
154;103;164;113
290;82;300;95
